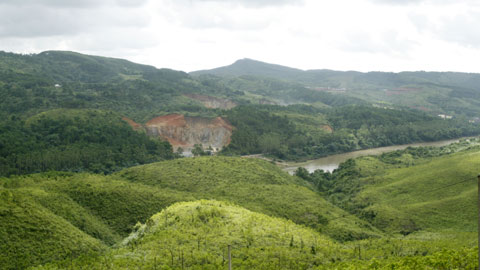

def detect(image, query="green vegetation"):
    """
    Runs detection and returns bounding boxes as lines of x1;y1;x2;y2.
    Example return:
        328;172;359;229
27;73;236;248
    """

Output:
33;200;478;270
1;151;479;269
115;156;379;241
0;157;377;269
34;200;348;270
192;58;480;118
0;109;174;176
0;186;105;270
0;51;229;121
297;139;479;236
1;51;480;269
223;104;480;160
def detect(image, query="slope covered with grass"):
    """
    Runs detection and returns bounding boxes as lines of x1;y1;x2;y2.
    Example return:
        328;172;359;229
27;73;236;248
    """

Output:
0;187;105;270
34;200;349;270
0;156;380;269
312;140;480;237
357;148;479;233
34;200;478;270
115;156;380;241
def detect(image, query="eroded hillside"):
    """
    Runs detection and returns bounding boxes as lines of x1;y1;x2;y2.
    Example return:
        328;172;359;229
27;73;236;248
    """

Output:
124;114;233;151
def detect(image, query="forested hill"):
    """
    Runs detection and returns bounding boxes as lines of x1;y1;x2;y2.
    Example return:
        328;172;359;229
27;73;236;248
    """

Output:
0;50;227;122
2;50;480;175
191;58;480;90
0;51;361;121
191;58;480;117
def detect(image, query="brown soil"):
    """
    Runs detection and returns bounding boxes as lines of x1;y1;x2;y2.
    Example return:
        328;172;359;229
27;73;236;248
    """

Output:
146;114;187;127
122;117;143;130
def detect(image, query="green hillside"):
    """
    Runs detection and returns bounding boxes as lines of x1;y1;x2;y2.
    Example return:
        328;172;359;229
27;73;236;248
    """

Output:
0;51;228;121
298;139;480;237
0;108;174;176
192;58;480;117
34;200;348;270
2;150;478;269
0;156;379;269
2;50;480;169
222;104;480;160
115;156;380;241
33;200;478;270
0;187;105;270
357;148;479;233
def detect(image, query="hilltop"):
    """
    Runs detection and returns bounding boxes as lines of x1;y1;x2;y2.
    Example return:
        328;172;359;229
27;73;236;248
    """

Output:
36;200;347;269
191;58;480;117
33;200;478;270
0;156;378;269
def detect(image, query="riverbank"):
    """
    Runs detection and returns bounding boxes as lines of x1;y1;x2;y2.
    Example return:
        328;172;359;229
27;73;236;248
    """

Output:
242;137;478;174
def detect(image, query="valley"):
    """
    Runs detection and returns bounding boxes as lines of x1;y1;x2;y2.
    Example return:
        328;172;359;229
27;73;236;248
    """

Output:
281;137;469;173
0;50;478;269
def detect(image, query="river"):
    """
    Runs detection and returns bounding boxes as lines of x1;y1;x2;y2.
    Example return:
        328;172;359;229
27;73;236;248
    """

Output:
281;138;465;174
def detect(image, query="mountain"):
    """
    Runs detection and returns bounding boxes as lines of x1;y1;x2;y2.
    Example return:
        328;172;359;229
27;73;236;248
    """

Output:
192;58;306;80
2;50;480;171
191;58;480;117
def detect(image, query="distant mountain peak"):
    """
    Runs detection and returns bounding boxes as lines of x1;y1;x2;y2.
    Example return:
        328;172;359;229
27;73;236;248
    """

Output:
191;58;304;78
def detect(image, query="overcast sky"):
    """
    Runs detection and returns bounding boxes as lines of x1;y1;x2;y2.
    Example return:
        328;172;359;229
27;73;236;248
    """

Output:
1;0;479;73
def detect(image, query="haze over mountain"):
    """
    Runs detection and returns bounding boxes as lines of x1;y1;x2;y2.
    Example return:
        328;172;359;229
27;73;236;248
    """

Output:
192;58;480;117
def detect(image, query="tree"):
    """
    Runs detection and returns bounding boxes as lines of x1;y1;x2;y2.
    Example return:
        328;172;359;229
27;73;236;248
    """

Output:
192;144;206;157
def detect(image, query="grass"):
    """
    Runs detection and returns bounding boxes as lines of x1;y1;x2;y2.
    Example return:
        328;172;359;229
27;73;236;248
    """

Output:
33;200;350;270
115;156;381;241
0;187;105;269
0;156;380;269
33;200;478;270
339;146;480;234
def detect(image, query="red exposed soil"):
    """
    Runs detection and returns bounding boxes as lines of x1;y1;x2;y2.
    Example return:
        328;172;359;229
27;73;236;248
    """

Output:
143;114;233;150
122;117;143;130
211;117;233;132
146;114;187;127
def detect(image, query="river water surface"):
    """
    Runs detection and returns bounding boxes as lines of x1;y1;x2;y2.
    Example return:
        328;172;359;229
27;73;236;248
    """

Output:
281;138;464;174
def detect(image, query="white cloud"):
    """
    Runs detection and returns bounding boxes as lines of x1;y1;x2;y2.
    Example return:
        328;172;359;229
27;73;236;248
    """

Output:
0;0;479;73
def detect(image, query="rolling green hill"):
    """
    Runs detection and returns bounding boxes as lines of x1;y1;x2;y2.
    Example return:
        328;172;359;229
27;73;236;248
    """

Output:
114;156;380;241
0;187;106;270
0;156;379;269
32;200;478;270
356;148;478;233
299;139;480;237
192;58;480;117
0;51;229;121
2;148;478;269
33;200;348;270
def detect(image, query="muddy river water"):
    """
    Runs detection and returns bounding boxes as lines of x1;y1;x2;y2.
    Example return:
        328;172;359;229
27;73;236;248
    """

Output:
281;138;464;174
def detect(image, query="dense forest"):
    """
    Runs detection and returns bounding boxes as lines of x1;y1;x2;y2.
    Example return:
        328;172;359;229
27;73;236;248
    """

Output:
223;104;480;160
0;109;173;176
193;58;480;117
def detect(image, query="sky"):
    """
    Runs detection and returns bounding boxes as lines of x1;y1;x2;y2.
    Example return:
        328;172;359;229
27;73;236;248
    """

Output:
0;0;479;73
